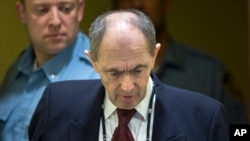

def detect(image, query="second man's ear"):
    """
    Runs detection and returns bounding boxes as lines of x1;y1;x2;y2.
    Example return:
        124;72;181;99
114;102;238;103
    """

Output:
77;0;85;22
16;1;26;24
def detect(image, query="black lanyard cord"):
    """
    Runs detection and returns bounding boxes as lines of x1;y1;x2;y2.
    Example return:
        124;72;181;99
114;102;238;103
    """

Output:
146;88;155;141
101;104;107;141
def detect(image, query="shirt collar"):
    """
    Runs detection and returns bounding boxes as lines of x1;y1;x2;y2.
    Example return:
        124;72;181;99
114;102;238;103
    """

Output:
17;32;90;82
104;76;154;121
18;46;35;76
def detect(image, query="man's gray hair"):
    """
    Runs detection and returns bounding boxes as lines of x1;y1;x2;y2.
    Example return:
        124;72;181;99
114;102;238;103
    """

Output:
88;9;156;60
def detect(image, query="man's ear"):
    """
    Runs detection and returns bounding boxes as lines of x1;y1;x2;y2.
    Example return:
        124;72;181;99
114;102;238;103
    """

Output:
77;0;85;22
16;1;26;23
84;50;99;72
152;43;161;68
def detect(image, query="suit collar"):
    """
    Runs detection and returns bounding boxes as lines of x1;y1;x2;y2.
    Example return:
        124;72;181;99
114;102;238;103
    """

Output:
151;73;186;140
69;81;105;140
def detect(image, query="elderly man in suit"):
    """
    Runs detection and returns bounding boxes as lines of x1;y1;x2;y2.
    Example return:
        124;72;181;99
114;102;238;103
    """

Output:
29;9;228;141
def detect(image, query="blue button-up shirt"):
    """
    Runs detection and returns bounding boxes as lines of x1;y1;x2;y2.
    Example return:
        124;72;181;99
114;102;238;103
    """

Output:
0;32;99;141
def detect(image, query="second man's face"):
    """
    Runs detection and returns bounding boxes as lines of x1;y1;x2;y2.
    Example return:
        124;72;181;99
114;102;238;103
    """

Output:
17;0;84;56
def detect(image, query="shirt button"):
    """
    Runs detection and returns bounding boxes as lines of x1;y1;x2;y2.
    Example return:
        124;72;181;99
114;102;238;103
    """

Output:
51;74;57;79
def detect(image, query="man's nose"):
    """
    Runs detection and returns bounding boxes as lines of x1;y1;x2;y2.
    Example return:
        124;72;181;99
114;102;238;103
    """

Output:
48;8;61;27
120;74;134;93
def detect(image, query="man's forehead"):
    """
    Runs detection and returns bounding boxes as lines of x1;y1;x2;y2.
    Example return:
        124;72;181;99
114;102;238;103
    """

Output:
100;58;148;72
100;48;138;59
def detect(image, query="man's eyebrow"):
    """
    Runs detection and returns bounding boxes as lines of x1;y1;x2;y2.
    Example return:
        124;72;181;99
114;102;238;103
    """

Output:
58;1;75;5
104;64;148;72
104;68;120;72
32;1;74;6
132;64;148;70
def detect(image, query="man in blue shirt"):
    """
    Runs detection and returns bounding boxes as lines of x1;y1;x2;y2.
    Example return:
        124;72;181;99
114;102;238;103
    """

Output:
0;0;99;141
112;0;247;124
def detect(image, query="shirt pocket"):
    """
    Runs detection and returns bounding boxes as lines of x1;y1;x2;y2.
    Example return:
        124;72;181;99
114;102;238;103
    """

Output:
167;133;186;141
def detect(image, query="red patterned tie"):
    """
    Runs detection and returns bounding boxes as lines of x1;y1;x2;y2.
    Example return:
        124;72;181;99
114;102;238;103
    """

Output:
111;109;136;141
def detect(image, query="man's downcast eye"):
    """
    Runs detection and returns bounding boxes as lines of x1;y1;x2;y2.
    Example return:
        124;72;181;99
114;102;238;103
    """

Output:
134;70;142;74
109;70;143;77
110;72;121;77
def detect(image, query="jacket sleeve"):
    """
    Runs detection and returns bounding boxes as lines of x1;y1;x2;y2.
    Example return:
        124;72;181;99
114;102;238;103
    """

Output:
28;85;50;141
208;103;229;141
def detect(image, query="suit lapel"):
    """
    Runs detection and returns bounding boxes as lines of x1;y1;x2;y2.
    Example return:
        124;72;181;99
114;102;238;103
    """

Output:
68;83;105;141
151;73;186;141
68;120;86;141
68;113;101;141
152;99;186;141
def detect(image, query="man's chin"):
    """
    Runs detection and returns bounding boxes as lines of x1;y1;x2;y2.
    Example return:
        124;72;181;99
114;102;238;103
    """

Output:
48;44;68;55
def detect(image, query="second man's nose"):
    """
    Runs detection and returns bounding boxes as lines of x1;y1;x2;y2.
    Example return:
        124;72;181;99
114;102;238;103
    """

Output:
48;8;61;27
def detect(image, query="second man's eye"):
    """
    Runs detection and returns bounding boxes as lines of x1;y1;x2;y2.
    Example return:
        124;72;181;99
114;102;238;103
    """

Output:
59;5;72;13
36;7;49;15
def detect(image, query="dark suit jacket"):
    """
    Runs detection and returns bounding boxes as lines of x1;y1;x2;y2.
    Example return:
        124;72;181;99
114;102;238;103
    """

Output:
29;73;228;141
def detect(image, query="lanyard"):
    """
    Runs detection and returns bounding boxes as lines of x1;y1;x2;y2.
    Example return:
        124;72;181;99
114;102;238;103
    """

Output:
101;87;155;141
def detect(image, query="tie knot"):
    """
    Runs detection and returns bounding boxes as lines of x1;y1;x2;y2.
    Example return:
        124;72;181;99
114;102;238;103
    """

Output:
117;109;136;126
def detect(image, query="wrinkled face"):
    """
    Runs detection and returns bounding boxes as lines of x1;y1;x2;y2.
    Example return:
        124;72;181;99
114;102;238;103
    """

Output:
90;20;159;109
16;0;84;57
114;0;167;31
